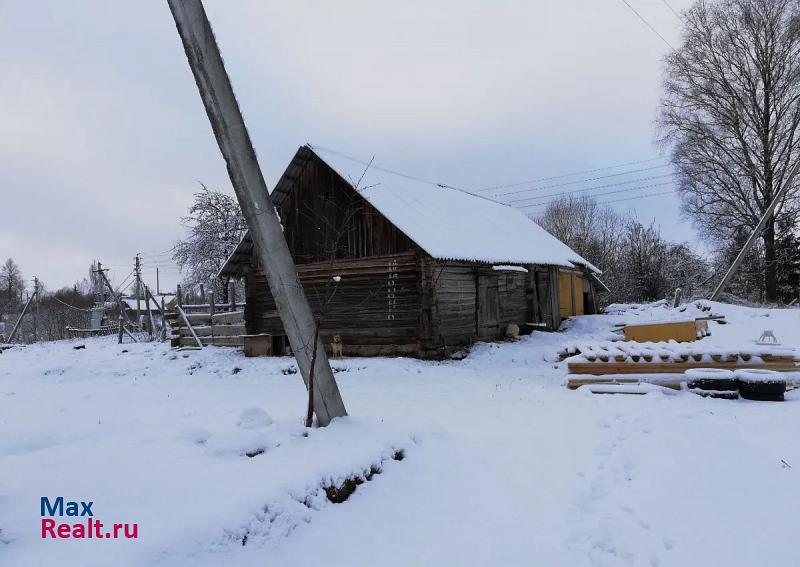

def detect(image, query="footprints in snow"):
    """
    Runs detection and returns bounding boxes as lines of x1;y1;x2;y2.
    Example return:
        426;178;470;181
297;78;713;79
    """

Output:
567;411;676;566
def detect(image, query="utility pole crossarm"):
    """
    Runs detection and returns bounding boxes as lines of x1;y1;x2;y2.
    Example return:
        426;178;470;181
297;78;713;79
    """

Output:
166;0;347;425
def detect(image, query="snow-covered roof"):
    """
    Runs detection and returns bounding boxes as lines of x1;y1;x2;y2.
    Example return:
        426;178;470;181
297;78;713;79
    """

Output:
221;146;600;277
306;147;600;272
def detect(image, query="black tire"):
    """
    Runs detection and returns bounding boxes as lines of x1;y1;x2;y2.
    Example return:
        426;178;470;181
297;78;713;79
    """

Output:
689;388;739;400
738;380;786;401
688;378;738;391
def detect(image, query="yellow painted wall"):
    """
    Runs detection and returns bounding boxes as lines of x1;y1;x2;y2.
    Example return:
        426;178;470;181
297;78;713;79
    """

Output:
559;272;572;318
559;271;585;318
574;274;584;315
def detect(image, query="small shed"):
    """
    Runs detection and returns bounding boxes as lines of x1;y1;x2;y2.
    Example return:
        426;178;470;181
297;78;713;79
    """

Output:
220;145;602;358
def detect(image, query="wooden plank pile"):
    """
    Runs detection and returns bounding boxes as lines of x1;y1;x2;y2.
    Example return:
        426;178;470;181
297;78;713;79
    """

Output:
563;341;797;390
166;309;246;348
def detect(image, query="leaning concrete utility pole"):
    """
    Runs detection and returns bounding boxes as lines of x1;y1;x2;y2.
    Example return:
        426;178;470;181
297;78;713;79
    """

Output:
166;0;347;425
710;158;800;301
5;280;38;344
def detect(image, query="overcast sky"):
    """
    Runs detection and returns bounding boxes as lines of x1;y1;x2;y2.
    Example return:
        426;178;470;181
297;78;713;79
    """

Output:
0;0;697;293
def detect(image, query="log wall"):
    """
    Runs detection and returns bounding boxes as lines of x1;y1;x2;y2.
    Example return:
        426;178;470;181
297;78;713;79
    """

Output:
245;252;422;356
423;262;477;353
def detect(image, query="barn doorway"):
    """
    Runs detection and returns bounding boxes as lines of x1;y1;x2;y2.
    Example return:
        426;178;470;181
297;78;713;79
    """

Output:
476;274;500;340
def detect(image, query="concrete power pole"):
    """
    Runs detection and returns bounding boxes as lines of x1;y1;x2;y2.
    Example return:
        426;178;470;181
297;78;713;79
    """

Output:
134;254;142;327
5;280;39;344
33;277;39;342
710;158;800;301
166;0;347;425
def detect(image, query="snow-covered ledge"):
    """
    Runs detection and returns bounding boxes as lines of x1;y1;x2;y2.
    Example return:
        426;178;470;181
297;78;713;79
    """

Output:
492;265;529;273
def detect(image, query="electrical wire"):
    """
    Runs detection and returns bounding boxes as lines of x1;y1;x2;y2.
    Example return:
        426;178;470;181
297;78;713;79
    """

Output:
50;296;92;313
660;0;681;19
309;144;505;206
619;0;675;49
601;189;676;205
310;142;673;206
518;182;676;209
473;157;666;193
492;164;672;197
506;173;675;204
526;188;677;213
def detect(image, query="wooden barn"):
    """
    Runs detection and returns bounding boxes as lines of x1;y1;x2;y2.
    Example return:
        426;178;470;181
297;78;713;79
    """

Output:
219;145;603;358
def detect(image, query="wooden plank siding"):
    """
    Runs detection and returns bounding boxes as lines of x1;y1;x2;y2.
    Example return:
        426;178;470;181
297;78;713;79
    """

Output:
558;269;586;319
226;149;599;357
424;262;478;353
497;272;528;329
245;252;422;356
276;156;417;265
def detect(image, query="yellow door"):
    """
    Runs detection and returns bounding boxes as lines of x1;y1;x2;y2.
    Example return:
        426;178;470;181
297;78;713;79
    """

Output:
559;271;572;318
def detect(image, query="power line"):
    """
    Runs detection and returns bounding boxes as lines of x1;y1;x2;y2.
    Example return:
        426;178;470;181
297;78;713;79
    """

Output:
602;189;676;205
518;181;675;209
493;164;672;197
473;156;666;193
50;296;92;313
308;144;507;206
660;0;681;19
619;0;675;50
310;143;676;210
310;144;464;191
526;189;677;217
506;173;675;204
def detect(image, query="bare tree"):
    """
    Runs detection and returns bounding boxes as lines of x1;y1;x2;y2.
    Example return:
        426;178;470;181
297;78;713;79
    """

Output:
172;184;247;297
658;0;800;301
537;195;711;304
0;258;25;317
300;161;373;427
537;195;624;277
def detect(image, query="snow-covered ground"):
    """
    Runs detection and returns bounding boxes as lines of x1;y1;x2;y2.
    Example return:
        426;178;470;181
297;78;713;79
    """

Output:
1;301;798;567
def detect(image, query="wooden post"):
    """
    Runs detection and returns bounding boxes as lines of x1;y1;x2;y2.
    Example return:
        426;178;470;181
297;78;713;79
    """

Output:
145;285;155;339
199;283;205;304
229;281;236;311
167;0;347;425
122;325;139;343
160;297;167;341
549;267;561;330
96;267;131;324
672;288;682;308
176;305;203;348
118;315;124;344
208;290;215;341
177;284;183;307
